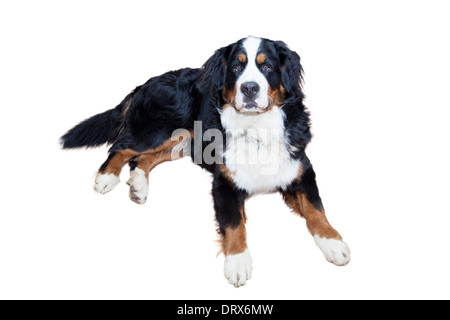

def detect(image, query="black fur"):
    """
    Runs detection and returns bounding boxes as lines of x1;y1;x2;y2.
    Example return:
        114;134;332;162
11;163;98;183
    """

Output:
60;92;132;149
283;156;325;213
197;45;231;94
61;68;201;152
212;173;248;236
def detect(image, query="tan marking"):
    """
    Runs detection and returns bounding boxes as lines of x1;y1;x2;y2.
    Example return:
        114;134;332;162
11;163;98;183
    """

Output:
101;149;139;176
134;152;174;178
238;53;246;64
222;84;237;105
219;164;236;183
283;192;341;240
100;132;193;177
256;53;266;65
267;84;286;110
221;206;248;256
295;163;304;182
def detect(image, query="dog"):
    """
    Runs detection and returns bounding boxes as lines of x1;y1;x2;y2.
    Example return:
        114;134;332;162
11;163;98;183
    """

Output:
60;36;350;287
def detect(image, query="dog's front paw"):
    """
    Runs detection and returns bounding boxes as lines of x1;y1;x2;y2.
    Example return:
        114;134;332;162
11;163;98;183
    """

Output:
314;236;351;266
94;173;120;194
224;249;252;288
126;168;149;205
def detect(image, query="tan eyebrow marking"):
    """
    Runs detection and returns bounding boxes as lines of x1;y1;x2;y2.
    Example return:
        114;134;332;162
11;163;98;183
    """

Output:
256;53;266;64
238;53;246;63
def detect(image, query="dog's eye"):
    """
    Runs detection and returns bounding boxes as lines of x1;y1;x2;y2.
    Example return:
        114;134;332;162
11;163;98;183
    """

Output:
262;65;272;72
233;65;243;72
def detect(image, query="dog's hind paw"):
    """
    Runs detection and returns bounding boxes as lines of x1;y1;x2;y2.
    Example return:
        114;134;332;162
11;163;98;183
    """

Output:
127;168;149;205
94;173;120;194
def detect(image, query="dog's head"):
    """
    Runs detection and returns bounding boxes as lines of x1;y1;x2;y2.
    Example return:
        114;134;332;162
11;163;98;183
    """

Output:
199;36;303;113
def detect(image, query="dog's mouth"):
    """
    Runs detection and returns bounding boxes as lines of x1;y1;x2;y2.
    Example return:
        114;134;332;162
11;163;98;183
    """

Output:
233;100;271;114
238;105;266;113
223;90;272;114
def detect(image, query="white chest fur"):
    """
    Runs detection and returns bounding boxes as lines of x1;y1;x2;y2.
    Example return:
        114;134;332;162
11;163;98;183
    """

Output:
220;107;301;194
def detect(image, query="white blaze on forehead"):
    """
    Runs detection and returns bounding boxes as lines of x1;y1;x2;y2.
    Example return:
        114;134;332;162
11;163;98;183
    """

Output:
236;37;269;110
242;36;261;66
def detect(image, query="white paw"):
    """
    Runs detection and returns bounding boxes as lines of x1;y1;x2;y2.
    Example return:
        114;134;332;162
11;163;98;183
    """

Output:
126;168;149;205
314;236;351;266
224;249;252;288
94;173;120;194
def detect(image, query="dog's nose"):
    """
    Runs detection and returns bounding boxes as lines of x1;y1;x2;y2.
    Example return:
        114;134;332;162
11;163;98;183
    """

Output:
240;82;260;98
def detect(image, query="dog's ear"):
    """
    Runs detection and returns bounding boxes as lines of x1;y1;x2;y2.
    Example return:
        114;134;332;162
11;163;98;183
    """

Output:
198;45;231;92
276;41;304;97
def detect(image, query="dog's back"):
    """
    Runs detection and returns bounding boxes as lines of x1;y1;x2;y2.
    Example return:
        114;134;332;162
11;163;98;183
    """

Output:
61;68;200;153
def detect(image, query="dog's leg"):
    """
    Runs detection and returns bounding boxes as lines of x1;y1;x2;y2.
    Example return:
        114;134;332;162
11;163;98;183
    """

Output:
126;134;191;204
213;174;251;288
282;165;351;266
127;152;173;204
95;149;139;194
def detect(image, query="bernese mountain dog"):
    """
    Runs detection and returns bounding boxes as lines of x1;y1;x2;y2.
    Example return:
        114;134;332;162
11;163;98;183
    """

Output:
61;36;350;287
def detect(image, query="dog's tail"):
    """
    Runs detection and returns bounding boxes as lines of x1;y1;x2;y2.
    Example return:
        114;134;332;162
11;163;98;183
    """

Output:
60;92;134;149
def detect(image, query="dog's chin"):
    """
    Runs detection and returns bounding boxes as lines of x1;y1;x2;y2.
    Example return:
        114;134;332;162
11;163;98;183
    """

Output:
235;103;269;114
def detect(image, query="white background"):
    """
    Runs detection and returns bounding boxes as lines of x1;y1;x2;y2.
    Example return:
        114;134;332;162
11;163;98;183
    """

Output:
1;0;449;300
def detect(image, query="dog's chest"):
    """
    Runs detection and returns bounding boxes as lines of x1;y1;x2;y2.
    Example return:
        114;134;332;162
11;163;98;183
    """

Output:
220;107;301;194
